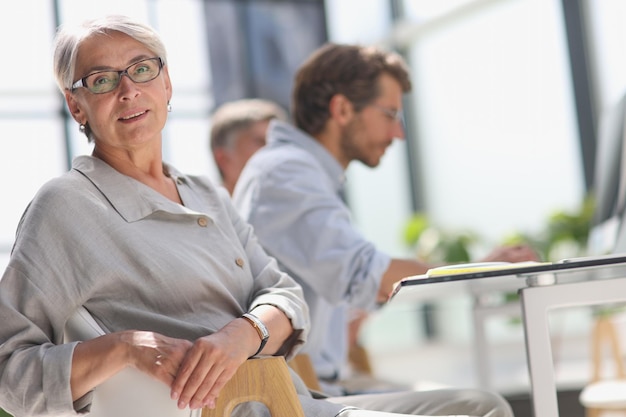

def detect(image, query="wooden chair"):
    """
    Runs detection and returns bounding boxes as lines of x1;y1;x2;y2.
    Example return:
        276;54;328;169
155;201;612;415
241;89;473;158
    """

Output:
349;342;374;376
579;314;626;417
203;356;304;417
288;353;322;392
65;307;305;417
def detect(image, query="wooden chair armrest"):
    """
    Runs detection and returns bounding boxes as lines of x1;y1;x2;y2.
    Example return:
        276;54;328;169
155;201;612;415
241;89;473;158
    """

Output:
203;356;305;417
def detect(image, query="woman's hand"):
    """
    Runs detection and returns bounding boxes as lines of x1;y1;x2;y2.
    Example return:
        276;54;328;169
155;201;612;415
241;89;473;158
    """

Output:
71;328;250;410
170;305;294;410
74;306;292;410
70;330;192;402
124;331;193;386
169;320;258;410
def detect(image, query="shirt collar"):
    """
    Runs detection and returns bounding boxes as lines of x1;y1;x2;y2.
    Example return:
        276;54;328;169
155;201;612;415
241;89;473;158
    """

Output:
71;155;191;222
267;120;346;193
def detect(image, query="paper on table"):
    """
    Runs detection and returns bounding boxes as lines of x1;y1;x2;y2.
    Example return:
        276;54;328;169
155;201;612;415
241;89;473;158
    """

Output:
426;261;551;276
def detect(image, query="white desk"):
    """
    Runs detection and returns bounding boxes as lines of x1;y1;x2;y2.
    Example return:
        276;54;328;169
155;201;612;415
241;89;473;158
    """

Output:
520;268;626;416
389;271;526;389
390;255;626;417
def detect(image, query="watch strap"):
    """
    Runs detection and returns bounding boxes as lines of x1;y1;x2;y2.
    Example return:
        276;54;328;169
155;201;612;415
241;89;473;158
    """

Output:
241;312;269;357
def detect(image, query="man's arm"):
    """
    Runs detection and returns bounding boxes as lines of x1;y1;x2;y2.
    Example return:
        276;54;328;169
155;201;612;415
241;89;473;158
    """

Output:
377;258;432;302
377;245;539;302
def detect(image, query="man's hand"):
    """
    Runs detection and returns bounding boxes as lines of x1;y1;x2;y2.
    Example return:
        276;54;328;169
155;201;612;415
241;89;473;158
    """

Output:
480;244;540;264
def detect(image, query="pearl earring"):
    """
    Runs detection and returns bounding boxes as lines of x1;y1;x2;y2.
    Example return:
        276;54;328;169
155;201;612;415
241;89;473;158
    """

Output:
167;103;172;112
79;124;86;133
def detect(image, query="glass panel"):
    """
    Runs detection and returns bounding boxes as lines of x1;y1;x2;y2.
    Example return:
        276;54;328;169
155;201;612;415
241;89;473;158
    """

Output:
205;0;326;111
0;119;66;268
406;0;583;244
403;0;492;21
163;118;220;183
57;0;151;24
154;0;212;95
585;1;626;112
0;0;56;92
325;0;391;43
0;1;64;268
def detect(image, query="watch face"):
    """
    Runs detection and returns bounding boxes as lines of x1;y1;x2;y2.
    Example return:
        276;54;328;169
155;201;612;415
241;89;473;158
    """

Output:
257;318;270;339
242;313;269;357
243;313;269;339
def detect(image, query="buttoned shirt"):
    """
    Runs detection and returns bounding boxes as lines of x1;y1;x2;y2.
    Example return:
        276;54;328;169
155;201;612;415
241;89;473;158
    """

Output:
233;120;391;385
0;156;316;416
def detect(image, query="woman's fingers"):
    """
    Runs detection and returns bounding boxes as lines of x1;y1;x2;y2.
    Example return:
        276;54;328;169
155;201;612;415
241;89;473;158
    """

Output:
171;336;244;409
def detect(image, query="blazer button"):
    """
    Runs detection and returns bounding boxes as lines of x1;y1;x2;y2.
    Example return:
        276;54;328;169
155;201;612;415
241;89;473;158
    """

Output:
197;217;208;227
235;258;245;268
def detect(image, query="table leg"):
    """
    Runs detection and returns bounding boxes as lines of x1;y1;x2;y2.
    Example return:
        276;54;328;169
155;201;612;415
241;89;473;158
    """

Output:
472;297;521;389
520;285;560;417
519;275;626;417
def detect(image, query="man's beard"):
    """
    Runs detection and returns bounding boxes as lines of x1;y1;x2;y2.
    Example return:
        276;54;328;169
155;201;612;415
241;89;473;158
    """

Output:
339;119;381;168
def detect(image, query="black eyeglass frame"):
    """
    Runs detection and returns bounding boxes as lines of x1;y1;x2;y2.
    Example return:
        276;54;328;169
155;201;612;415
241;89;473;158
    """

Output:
70;57;164;94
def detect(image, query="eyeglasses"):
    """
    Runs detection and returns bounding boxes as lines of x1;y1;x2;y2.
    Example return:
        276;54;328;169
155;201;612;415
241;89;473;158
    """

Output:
371;104;404;124
71;57;164;94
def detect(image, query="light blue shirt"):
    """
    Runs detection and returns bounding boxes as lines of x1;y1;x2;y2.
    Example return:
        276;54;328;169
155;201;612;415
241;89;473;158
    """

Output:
233;120;391;385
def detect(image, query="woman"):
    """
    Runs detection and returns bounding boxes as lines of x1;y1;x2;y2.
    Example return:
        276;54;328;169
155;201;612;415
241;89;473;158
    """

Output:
0;15;512;417
0;14;317;417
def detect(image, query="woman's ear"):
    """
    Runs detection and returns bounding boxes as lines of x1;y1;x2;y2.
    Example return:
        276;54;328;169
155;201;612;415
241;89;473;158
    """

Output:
162;65;173;103
65;91;85;124
328;94;354;127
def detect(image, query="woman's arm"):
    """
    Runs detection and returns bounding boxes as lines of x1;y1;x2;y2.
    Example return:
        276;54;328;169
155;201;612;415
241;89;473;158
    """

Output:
169;304;294;410
70;330;193;402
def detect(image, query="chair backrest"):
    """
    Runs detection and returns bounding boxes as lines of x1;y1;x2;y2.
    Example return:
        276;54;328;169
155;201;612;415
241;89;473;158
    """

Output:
64;307;198;417
65;307;305;417
590;314;626;383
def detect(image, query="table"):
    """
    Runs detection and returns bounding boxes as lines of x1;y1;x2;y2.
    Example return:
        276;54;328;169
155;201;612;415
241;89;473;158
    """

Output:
388;268;527;389
389;254;626;417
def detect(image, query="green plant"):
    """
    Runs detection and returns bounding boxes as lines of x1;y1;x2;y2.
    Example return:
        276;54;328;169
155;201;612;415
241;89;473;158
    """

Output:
404;195;596;265
402;196;598;325
403;213;478;264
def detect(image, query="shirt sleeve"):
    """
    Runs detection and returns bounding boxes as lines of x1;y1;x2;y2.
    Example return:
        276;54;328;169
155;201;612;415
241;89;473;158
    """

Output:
217;188;310;358
235;154;391;311
0;189;86;416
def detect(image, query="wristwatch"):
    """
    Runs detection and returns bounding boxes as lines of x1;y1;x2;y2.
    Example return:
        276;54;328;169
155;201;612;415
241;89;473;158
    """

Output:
241;312;269;357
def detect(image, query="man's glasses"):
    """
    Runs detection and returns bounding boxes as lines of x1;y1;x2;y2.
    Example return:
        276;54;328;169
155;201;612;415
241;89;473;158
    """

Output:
71;57;164;94
371;104;404;124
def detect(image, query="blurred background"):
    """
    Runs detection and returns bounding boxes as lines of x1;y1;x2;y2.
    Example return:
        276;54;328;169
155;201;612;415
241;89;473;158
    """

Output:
2;0;626;415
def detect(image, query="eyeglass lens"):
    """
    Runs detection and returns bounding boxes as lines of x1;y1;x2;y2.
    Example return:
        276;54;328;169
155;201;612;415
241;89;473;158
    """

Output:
83;58;162;94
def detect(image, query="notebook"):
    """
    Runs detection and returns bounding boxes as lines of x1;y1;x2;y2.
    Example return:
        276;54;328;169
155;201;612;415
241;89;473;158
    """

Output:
388;253;626;302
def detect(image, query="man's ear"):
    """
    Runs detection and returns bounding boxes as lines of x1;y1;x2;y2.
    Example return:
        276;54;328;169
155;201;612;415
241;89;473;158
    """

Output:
212;147;231;176
328;94;355;127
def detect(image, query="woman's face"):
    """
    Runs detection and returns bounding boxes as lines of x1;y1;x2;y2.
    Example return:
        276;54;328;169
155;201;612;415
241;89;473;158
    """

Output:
66;31;172;152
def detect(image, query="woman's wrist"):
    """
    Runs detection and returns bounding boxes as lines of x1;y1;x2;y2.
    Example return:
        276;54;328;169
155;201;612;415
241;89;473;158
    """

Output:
240;313;269;357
